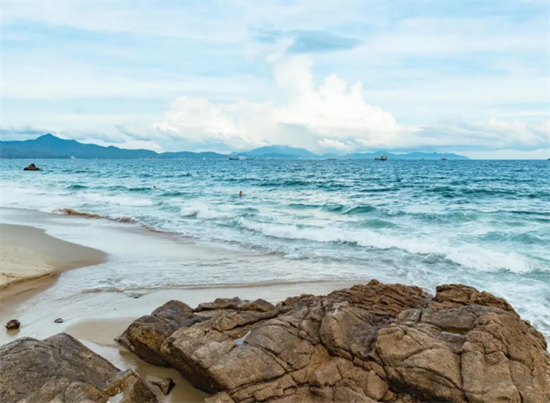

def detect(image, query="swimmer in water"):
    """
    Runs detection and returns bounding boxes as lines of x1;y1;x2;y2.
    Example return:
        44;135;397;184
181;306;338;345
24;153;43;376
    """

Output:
239;191;243;197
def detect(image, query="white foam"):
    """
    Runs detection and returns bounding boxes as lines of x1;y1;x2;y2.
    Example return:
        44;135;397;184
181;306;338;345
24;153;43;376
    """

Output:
238;219;535;274
1;183;72;212
180;203;233;220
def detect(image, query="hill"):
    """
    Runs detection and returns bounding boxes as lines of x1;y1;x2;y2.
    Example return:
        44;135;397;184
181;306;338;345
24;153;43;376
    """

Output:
0;134;470;160
0;134;157;159
237;145;319;159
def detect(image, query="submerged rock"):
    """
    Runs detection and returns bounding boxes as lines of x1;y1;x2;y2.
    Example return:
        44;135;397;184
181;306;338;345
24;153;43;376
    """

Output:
23;163;40;171
118;281;550;403
0;333;157;403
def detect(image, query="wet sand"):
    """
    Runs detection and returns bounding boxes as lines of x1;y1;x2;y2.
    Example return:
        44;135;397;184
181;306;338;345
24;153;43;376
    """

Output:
0;208;361;402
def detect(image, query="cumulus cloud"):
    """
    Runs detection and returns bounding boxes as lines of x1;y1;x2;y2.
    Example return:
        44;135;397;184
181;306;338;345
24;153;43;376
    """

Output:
318;138;355;153
145;56;406;153
144;55;547;154
415;117;549;150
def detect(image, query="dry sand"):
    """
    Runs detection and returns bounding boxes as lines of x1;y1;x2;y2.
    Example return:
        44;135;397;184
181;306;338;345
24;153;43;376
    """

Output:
0;223;107;296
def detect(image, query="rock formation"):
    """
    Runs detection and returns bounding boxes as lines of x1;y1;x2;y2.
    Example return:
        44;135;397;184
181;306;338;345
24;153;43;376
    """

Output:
118;281;550;403
23;163;40;171
0;333;158;403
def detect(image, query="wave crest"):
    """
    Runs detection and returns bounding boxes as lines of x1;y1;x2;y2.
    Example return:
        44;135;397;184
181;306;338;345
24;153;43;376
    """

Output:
238;219;537;274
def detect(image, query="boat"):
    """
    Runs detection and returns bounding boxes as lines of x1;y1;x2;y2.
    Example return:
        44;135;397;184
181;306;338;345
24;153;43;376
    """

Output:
229;156;248;160
375;154;387;161
441;156;448;161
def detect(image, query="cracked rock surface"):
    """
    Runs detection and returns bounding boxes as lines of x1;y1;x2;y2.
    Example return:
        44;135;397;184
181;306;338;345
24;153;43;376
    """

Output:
0;333;157;403
118;281;550;403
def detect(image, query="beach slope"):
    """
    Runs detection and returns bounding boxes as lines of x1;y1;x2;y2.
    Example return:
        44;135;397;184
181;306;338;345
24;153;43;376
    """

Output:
0;223;107;294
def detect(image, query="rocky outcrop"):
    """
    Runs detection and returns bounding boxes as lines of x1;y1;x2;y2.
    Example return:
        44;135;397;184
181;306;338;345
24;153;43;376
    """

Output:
23;163;40;171
118;281;550;403
0;333;157;403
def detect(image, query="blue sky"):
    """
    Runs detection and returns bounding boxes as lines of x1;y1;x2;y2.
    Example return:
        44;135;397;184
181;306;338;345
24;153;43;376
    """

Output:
1;0;549;158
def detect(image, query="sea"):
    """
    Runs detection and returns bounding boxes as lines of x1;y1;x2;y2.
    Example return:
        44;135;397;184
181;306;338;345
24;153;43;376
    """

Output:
1;158;549;340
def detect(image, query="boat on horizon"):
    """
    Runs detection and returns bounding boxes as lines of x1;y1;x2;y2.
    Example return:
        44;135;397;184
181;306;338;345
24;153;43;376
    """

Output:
375;154;387;161
441;156;448;161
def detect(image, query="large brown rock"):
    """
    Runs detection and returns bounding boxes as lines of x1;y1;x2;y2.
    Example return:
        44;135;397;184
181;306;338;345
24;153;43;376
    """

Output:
118;282;550;403
0;333;157;403
116;300;194;366
376;284;550;403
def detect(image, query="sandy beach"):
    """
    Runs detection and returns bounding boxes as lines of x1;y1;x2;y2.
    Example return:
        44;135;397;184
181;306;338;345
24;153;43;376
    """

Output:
0;208;358;402
3;207;548;403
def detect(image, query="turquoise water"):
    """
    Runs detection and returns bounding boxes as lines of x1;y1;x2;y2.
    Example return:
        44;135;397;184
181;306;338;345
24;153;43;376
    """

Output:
1;159;549;338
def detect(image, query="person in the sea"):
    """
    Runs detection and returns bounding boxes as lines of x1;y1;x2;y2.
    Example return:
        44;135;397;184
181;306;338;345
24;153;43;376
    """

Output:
239;191;243;197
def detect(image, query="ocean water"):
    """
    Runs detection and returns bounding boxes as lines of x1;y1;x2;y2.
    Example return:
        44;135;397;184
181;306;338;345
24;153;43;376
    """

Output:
1;159;549;339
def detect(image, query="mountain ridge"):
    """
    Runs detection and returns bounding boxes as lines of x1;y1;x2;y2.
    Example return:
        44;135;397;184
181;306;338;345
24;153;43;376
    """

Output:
0;134;469;160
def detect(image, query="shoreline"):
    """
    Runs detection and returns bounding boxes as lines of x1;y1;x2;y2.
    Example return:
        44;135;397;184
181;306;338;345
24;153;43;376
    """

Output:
0;208;362;402
2;207;549;402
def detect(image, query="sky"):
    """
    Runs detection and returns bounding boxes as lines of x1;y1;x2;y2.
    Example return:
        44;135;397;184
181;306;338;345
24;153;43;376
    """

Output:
1;0;549;159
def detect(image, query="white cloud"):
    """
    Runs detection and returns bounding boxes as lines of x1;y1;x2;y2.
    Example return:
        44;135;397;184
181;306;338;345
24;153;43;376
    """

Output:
416;117;549;150
146;56;404;152
318;138;355;153
143;56;547;154
116;140;163;151
272;56;401;139
4;1;547;157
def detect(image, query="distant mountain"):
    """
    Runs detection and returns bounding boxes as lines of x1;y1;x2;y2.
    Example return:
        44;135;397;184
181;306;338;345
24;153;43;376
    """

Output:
0;134;470;160
240;145;319;159
0;134;225;159
0;134;157;159
242;147;469;160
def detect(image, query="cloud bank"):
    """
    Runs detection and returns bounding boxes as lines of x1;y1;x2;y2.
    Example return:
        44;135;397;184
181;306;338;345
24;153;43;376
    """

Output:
121;55;547;155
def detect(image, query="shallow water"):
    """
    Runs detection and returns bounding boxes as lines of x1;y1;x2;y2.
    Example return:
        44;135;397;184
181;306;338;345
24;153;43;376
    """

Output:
1;159;549;340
